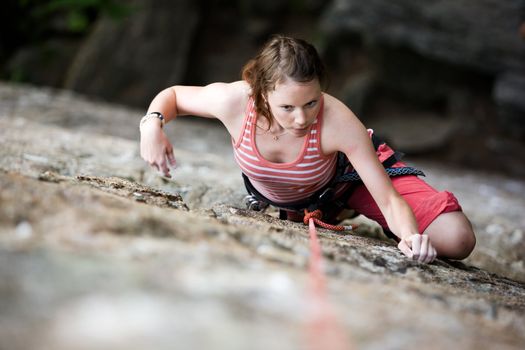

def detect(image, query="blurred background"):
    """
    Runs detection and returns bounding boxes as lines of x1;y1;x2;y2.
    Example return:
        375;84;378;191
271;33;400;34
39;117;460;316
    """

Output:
1;0;524;177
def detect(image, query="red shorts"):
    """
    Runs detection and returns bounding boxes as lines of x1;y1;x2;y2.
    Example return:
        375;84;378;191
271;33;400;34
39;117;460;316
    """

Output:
346;164;462;233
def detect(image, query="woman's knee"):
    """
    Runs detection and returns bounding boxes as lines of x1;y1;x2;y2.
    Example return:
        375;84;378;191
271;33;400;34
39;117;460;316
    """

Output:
425;212;476;260
447;220;476;260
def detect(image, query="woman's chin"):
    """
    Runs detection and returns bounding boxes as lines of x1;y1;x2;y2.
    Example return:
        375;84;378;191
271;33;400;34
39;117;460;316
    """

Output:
291;129;309;137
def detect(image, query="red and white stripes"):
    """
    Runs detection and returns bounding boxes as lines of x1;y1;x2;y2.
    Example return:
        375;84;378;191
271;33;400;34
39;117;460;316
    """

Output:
233;99;337;204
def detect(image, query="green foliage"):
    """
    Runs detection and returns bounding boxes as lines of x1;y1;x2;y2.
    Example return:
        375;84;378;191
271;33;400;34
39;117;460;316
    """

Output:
2;0;132;48
0;0;133;81
8;67;27;83
30;0;133;33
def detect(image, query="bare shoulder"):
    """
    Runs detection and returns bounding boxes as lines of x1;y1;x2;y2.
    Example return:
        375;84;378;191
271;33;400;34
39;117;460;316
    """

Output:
199;80;251;140
206;80;249;103
200;80;250;121
321;93;369;155
215;80;251;120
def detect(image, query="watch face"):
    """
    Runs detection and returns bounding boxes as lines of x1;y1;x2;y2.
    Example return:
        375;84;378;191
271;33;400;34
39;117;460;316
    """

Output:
151;112;164;126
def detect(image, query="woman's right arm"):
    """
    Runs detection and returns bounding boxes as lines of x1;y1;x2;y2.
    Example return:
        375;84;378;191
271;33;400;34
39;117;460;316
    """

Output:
140;81;248;177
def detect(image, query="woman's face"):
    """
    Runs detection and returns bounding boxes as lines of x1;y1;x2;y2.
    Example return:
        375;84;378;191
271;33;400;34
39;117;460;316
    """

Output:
266;77;322;137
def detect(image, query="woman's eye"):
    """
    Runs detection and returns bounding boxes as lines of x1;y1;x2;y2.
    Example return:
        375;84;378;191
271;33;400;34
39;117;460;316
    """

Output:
306;100;317;108
282;105;294;111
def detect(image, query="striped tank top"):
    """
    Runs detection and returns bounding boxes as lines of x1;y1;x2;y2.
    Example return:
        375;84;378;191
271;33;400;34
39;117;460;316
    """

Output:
232;97;338;204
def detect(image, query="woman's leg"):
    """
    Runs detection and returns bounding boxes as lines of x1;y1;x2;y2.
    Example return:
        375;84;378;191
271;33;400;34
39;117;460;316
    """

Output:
346;173;476;260
423;211;476;260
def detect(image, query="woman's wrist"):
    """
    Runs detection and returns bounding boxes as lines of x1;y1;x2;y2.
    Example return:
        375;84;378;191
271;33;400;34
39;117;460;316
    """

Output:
139;112;165;131
140;112;165;128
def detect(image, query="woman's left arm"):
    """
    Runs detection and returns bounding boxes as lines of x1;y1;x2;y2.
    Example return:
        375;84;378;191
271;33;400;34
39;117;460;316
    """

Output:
322;95;436;263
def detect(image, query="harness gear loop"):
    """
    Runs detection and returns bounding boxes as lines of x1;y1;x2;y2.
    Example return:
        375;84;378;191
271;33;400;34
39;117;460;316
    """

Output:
303;209;357;232
244;194;269;212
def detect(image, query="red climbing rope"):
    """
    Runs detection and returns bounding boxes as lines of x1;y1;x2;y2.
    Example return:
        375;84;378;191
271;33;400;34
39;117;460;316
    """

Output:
304;217;354;350
303;209;358;232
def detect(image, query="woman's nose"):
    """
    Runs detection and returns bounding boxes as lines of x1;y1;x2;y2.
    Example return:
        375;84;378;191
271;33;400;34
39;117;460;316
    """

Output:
295;109;307;126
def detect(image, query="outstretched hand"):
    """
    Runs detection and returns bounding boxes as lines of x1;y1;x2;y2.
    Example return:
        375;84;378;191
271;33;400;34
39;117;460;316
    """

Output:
397;234;437;263
140;124;177;178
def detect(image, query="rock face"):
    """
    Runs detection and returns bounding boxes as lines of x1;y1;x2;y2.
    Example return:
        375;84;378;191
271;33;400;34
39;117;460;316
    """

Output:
64;0;199;107
321;0;525;73
1;83;525;349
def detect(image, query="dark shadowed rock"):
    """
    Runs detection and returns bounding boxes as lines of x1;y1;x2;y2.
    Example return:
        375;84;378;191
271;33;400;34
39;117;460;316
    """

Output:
5;39;81;87
321;0;525;73
366;112;457;154
64;0;199;107
494;72;525;138
321;0;525;175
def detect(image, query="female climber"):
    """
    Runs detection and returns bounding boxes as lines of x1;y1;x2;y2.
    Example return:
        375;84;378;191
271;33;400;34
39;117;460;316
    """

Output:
139;35;476;263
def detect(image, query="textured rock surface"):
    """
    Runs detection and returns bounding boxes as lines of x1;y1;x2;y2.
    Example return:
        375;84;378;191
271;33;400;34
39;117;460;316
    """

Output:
1;83;524;349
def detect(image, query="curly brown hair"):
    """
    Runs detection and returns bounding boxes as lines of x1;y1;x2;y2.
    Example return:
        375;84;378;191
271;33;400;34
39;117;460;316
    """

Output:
241;35;327;129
